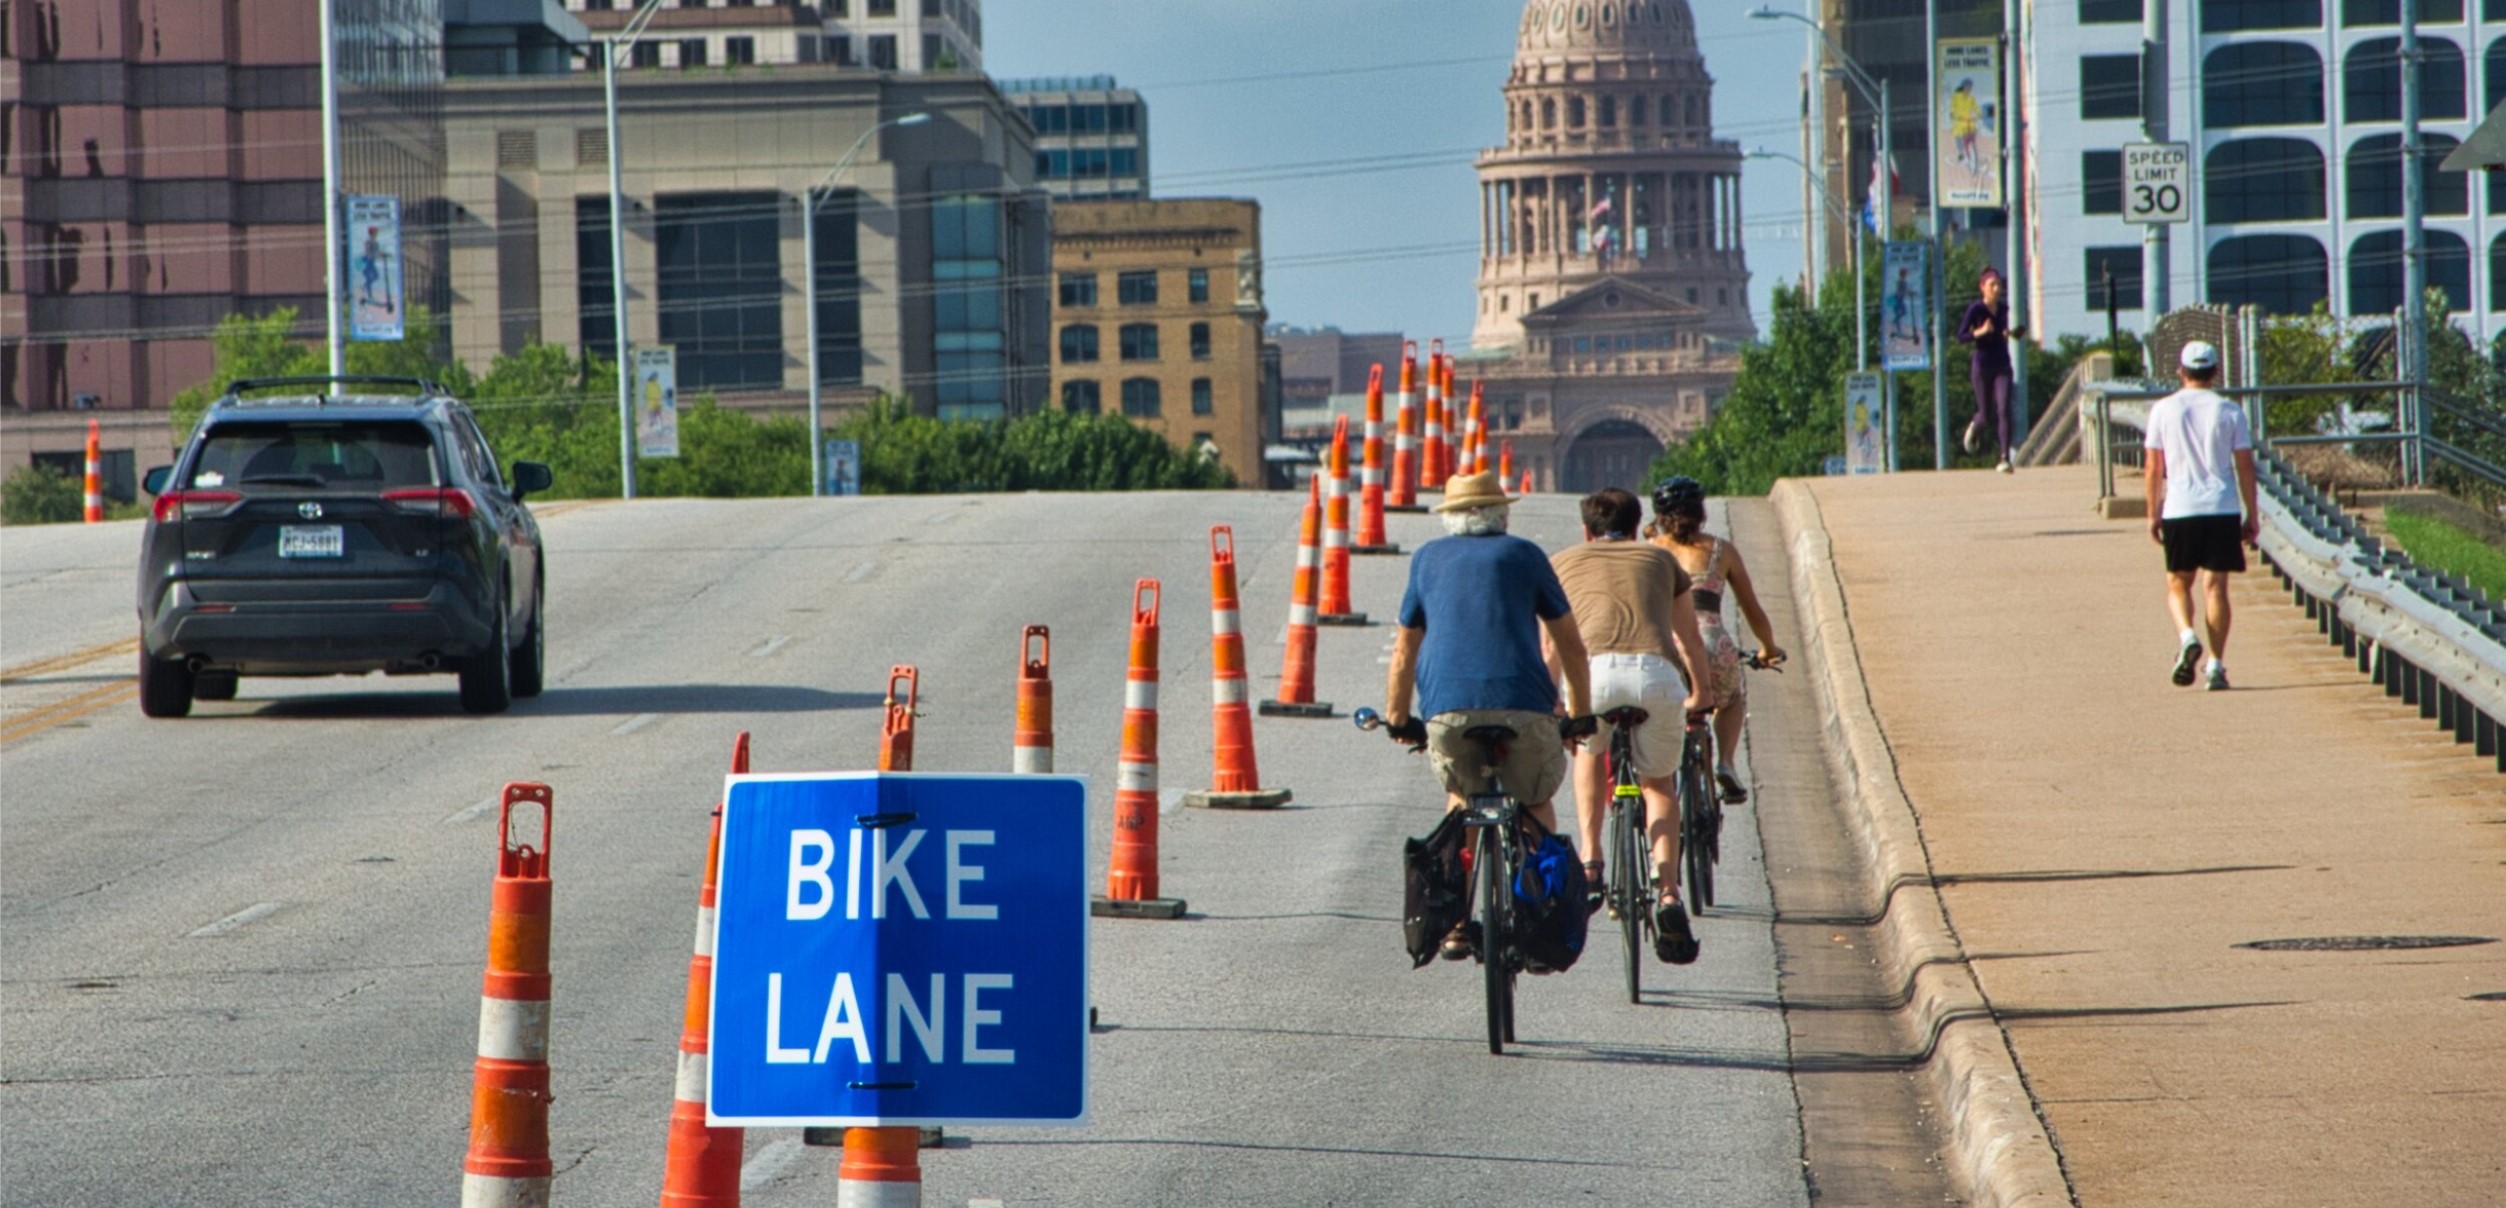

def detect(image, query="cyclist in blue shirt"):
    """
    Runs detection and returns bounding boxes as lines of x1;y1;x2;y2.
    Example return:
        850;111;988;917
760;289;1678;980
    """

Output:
1383;471;1597;960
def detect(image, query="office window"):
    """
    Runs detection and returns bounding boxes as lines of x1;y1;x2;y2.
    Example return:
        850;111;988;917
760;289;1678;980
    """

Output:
828;35;852;65
655;192;783;388
811;190;864;385
678;38;706;68
2490;41;2506;115
2350;229;2469;315
922;34;939;68
2490;234;2506;311
725;36;755;65
574;197;615;359
2346;38;2466;123
2084;247;2144;310
1109;103;1140;133
1567;96;1586;127
868;0;896;14
931;193;1006;420
1599;95;1617;127
2210;235;2329;315
1109;148;1139;177
829;0;846;12
1062;380;1101;413
1187;268;1209;303
2204;43;2324;128
1189;321;1211;360
2340;0;2462;22
1059;272;1097;307
868;35;897;70
1073;104;1108;133
2082;150;2124;214
1060;324;1099;363
922;0;940;13
2080;0;2141;19
2347;133;2467;218
2205;138;2327;222
2080;55;2142;119
1121;377;1161;418
1191;378;1213;416
1119;323;1160;361
2200;0;2321;29
630;41;662;67
1118;270;1158;305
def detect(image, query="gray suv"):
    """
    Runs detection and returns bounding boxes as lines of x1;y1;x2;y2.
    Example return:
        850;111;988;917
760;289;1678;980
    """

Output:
138;376;553;717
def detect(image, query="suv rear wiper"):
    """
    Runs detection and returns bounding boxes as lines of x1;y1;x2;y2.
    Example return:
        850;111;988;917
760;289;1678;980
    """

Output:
240;473;327;487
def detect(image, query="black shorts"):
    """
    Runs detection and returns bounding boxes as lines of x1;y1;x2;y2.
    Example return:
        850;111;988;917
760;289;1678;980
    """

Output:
2161;513;2247;574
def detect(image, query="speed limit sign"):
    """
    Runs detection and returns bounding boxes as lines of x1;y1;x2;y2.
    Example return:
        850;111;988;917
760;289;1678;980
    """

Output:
2123;142;2190;225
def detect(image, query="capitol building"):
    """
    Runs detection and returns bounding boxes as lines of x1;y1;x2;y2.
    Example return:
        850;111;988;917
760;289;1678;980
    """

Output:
1467;0;1751;493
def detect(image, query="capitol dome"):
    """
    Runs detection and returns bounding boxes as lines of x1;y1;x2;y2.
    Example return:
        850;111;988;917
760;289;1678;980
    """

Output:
1514;0;1699;59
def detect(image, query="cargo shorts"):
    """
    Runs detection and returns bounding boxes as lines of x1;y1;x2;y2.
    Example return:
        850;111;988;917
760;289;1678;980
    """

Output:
1427;709;1567;805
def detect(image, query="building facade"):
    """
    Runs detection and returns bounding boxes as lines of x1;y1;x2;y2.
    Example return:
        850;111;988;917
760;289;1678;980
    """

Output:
1049;199;1272;486
3;0;450;476
999;76;1148;200
556;0;980;73
1806;0;2002;288
1464;0;1748;494
2026;1;2505;344
441;66;1050;418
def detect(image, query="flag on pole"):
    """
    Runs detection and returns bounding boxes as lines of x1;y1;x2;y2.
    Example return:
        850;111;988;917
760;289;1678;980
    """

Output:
1863;135;1897;235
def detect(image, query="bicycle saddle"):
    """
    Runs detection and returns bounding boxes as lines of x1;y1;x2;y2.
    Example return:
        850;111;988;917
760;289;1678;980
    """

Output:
1462;724;1518;745
1599;706;1649;726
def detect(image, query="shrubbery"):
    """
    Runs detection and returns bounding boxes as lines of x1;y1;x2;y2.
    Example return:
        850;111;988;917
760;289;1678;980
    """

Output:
1;464;81;526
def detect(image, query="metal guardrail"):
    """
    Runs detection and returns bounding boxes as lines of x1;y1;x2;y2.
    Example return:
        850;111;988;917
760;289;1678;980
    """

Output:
2088;397;2505;772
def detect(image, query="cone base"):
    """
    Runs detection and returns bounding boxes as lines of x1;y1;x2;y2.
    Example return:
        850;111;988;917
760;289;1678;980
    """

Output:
1184;788;1292;811
1257;699;1336;718
803;1126;946;1148
1353;543;1403;555
1090;895;1187;919
1317;613;1371;627
1386;505;1430;514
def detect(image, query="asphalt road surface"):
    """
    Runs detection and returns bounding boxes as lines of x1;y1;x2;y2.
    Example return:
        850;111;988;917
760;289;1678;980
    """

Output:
2;492;1944;1206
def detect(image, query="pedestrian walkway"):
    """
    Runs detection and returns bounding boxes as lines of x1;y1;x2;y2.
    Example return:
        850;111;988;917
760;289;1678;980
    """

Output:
1791;464;2505;1206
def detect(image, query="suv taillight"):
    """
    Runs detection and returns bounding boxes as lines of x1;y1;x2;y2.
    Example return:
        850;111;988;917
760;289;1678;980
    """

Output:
382;487;479;519
151;490;242;523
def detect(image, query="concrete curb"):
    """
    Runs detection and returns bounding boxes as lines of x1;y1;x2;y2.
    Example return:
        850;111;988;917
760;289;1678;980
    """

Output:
1769;480;2076;1208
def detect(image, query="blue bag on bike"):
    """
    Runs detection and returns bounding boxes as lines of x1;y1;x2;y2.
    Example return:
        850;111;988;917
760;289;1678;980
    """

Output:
1513;826;1589;974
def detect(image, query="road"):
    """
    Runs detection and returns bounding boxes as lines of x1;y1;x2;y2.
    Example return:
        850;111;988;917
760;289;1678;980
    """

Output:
1;492;1947;1206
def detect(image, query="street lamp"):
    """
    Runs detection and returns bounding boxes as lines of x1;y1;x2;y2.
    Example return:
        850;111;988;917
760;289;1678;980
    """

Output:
602;0;668;500
803;111;931;497
1746;147;1865;371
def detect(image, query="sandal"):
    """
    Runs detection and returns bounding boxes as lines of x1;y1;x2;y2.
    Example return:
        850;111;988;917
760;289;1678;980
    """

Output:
1439;921;1476;962
1583;861;1607;917
1652;889;1700;965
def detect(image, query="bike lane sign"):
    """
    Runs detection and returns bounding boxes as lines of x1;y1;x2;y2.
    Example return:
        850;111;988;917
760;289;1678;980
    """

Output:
707;772;1090;1127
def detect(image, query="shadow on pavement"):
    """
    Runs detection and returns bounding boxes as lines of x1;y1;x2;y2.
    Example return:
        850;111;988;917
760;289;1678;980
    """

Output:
228;683;884;719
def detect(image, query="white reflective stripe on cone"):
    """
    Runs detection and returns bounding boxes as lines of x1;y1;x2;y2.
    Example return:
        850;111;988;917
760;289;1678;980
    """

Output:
837;1179;921;1208
1289;604;1319;626
675;1047;708;1102
1211;608;1240;636
1116;761;1158;792
1124;680;1157;711
691;904;715;957
1323;529;1349;548
1361;468;1382;486
1212;678;1247;705
461;1173;551;1208
476;996;550;1062
1012;747;1053;774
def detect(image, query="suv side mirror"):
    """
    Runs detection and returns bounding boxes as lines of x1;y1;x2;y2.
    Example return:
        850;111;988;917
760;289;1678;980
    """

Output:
510;461;555;500
143;465;173;496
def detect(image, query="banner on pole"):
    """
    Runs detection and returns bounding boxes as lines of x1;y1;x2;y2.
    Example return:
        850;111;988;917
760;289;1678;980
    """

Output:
824;439;861;496
1881;242;1932;371
1935;38;2003;209
345;195;404;341
1844;373;1887;475
635;346;681;459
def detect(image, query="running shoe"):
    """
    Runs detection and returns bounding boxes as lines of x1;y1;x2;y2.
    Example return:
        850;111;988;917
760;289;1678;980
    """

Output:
1996;459;2013;474
1653;895;1700;965
2171;638;2204;687
2205;663;2231;692
1716;764;1749;804
1962;421;1982;455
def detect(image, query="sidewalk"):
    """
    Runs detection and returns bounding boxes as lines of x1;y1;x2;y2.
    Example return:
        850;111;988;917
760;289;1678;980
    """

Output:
1790;465;2504;1206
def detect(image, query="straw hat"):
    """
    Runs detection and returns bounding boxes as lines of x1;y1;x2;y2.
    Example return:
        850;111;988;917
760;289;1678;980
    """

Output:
1433;470;1518;513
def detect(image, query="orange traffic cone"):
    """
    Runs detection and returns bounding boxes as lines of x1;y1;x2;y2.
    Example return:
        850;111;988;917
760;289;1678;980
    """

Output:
1354;367;1397;554
1388;343;1422;512
1317;416;1367;626
879;666;917;772
658;737;747;1208
82;419;103;524
1499;440;1516;494
463;783;554;1208
1014;626;1053;774
1440;352;1460;482
846;696;928;1202
1260;477;1332;719
1420;346;1447;492
1092;580;1186;919
1185;526;1293;809
1464;381;1488;476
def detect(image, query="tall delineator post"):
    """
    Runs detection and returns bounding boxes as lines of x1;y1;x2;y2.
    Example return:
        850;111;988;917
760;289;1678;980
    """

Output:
2141;0;2171;326
2400;0;2428;483
2005;0;2031;442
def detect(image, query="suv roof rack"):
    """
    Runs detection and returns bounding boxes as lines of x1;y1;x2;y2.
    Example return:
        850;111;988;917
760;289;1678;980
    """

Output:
222;375;445;400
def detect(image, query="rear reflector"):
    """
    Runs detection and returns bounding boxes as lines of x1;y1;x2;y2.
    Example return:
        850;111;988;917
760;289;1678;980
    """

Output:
381;487;479;520
152;490;243;523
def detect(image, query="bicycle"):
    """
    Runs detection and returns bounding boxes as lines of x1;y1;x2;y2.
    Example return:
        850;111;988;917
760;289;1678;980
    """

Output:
1678;649;1784;916
1598;704;1656;1004
1357;707;1531;1055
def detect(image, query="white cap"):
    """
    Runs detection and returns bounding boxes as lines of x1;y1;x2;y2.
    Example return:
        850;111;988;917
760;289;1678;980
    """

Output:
2180;340;2221;371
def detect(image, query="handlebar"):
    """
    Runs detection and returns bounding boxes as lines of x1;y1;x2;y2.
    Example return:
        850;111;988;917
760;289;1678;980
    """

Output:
1742;649;1786;672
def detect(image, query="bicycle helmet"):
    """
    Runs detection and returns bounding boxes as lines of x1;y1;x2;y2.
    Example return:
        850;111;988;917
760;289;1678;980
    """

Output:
1652;476;1705;517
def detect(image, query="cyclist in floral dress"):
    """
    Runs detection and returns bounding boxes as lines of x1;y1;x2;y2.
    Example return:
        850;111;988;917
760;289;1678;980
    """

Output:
1648;478;1787;803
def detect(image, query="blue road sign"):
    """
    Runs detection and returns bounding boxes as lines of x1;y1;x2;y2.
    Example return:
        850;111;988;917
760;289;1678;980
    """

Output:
707;772;1090;1127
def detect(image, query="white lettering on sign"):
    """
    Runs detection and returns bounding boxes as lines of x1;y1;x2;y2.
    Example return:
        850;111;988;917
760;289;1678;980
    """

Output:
814;972;871;1064
762;972;1016;1065
871;829;929;919
886;973;945;1063
963;974;1015;1064
946;830;997;920
787;831;837;921
766;973;811;1063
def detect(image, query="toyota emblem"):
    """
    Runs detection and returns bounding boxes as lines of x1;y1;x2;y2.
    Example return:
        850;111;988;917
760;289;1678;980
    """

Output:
298;501;325;519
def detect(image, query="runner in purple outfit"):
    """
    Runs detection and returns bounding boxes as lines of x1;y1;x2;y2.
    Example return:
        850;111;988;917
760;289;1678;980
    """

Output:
1957;268;2024;472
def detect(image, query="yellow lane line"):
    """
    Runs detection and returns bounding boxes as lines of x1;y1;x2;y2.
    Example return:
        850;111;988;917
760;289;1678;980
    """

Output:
0;638;138;685
531;500;594;520
1;679;141;744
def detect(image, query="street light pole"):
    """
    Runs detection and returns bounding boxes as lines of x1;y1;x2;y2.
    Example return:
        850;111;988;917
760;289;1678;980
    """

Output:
604;0;667;500
318;0;344;376
804;112;930;497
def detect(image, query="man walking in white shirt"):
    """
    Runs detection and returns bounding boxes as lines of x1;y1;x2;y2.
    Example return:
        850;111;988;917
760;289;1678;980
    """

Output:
2144;340;2260;691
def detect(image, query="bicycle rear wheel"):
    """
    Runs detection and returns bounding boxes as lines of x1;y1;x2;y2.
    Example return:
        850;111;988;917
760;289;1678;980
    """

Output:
1477;825;1510;1055
1611;795;1644;1003
1682;742;1717;911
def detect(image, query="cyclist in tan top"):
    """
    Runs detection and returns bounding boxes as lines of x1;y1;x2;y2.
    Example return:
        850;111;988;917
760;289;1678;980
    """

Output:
1550;487;1710;963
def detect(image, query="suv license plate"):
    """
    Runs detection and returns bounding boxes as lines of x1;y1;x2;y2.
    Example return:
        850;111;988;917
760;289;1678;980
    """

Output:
279;525;344;558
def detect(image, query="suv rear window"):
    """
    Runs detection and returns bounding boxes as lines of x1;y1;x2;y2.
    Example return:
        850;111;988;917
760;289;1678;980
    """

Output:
190;422;443;491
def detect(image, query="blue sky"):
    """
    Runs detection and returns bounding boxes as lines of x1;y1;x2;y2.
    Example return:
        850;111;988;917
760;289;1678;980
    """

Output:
985;0;1819;349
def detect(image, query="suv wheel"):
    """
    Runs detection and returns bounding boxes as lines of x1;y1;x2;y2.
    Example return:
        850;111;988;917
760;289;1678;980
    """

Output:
139;648;196;718
194;672;239;702
458;594;513;715
509;576;544;699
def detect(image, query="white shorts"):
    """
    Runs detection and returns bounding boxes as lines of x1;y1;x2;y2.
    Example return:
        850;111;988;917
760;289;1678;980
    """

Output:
1588;652;1686;779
